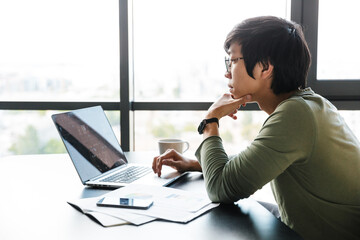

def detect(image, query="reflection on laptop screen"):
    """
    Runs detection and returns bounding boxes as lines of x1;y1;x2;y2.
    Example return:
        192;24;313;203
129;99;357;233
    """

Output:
52;106;127;183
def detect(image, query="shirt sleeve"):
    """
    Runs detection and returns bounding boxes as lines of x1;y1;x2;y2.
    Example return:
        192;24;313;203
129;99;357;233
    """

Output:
195;99;315;203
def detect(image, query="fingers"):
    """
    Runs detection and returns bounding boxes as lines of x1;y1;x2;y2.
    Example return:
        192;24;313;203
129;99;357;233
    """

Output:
152;149;180;177
152;156;164;177
156;157;163;177
228;96;245;110
227;110;238;120
152;156;159;173
224;95;252;120
162;159;181;172
229;114;238;120
234;94;252;108
153;155;164;177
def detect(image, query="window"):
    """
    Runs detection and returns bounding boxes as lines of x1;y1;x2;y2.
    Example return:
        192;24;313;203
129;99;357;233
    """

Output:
134;111;268;153
0;110;120;156
132;0;290;101
0;0;359;158
0;0;120;102
317;0;360;80
0;0;120;157
303;0;360;102
131;0;289;152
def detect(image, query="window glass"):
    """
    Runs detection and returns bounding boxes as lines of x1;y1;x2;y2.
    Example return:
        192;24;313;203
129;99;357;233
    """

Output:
134;111;268;155
0;0;119;101
317;0;360;80
0;110;120;157
134;110;360;156
340;111;360;141
132;0;290;101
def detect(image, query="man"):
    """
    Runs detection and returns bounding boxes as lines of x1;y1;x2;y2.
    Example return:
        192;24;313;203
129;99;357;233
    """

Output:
153;16;360;239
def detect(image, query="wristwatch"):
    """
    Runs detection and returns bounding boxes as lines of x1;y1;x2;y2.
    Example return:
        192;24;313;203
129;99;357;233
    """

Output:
197;118;219;134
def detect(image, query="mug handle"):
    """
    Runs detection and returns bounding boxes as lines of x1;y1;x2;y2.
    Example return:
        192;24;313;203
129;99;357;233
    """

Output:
183;141;190;153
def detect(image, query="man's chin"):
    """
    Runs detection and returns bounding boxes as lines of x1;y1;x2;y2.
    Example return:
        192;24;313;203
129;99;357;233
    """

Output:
231;94;241;99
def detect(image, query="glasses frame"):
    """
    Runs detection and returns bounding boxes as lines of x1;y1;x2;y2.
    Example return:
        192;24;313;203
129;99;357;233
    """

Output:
225;57;244;73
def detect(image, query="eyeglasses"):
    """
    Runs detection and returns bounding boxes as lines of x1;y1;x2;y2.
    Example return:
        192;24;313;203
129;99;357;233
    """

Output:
225;57;244;73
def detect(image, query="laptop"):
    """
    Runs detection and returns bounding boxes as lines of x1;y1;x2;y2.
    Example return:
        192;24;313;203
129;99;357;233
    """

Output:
51;106;186;188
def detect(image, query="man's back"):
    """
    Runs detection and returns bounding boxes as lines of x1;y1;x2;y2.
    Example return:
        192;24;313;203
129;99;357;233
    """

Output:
271;88;360;239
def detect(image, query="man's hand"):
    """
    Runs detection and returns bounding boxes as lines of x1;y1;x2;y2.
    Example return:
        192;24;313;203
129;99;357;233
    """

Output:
152;149;201;177
206;94;252;120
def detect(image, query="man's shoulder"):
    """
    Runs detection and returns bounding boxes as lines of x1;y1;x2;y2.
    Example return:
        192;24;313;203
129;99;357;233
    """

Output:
273;95;313;119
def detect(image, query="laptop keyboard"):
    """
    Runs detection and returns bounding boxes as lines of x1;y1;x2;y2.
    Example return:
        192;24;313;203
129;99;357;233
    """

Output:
100;166;152;183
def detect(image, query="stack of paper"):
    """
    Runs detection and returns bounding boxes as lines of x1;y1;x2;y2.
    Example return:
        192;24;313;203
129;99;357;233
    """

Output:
68;184;219;227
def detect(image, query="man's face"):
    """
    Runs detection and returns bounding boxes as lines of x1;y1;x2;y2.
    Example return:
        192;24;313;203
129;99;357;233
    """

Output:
225;43;262;99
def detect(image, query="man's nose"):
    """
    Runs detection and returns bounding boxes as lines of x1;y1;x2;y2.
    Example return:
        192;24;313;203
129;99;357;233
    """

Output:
225;71;231;79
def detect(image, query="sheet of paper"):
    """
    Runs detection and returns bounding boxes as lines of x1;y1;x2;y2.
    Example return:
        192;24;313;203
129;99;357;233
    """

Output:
68;184;219;225
68;198;156;225
84;211;129;227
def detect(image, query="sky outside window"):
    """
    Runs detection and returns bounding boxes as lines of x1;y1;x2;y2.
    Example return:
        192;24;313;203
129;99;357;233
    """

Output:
132;0;290;101
0;0;120;101
317;0;360;80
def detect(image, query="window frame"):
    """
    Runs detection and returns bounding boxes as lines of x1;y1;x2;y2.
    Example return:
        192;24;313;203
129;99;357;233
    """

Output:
301;0;360;109
0;0;359;153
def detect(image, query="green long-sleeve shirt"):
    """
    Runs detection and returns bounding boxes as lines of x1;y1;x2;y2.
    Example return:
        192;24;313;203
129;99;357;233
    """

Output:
195;88;360;240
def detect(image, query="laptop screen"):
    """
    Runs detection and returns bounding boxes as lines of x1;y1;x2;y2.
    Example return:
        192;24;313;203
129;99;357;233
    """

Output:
52;106;127;183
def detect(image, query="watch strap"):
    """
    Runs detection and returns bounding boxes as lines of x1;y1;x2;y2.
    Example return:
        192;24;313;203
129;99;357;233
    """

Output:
197;118;219;134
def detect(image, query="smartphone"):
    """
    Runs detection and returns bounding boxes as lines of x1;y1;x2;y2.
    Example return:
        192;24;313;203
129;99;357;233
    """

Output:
96;197;153;209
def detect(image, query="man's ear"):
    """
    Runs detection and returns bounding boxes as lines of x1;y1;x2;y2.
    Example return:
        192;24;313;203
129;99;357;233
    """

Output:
261;61;274;80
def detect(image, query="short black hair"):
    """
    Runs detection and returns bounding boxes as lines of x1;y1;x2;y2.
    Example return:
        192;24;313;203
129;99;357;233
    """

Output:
224;16;311;95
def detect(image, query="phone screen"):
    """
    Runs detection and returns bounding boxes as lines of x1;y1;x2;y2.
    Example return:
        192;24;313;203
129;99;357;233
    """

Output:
97;197;153;209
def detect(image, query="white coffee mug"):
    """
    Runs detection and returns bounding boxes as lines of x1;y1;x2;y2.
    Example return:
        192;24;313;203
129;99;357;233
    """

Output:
158;139;190;154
